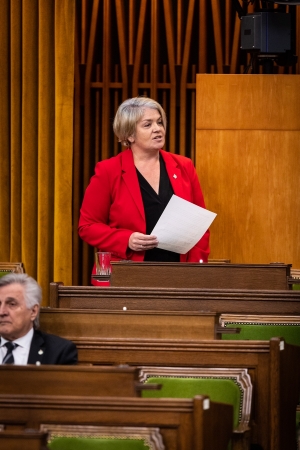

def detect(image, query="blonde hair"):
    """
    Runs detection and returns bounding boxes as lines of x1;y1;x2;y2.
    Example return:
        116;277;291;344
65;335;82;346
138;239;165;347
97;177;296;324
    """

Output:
113;97;167;147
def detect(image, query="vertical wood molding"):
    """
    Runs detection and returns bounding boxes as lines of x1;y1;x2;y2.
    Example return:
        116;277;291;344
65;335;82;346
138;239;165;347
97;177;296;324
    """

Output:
54;0;75;285
10;0;22;260
179;0;195;155
0;0;10;260
22;0;38;276
38;0;55;291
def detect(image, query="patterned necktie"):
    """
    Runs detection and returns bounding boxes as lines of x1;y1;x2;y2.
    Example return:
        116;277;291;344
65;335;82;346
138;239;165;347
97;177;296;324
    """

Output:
2;341;17;364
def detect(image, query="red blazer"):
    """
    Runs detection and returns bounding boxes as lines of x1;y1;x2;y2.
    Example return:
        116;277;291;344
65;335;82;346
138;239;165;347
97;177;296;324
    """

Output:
78;149;210;263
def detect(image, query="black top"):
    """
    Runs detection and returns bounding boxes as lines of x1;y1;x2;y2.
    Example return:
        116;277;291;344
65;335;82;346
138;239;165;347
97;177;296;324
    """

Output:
136;155;180;262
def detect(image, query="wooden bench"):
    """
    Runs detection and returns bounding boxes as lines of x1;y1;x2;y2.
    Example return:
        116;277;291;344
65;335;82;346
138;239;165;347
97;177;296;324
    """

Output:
0;395;233;450
0;365;160;398
69;336;300;450
108;262;292;289
49;282;300;315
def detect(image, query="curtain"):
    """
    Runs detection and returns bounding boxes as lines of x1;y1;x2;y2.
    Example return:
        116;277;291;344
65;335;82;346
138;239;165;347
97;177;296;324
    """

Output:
0;0;75;305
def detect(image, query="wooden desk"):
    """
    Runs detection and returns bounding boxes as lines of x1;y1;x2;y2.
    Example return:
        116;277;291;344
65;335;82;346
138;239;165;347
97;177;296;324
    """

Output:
0;395;233;450
109;262;291;289
0;365;158;398
40;308;219;340
72;337;300;450
49;282;300;315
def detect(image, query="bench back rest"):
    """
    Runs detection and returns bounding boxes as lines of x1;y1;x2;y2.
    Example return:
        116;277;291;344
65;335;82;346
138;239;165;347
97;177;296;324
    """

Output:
139;367;252;431
0;262;24;278
220;315;300;346
44;425;163;450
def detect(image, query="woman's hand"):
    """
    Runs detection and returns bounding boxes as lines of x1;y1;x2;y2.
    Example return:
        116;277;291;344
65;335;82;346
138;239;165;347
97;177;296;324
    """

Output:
128;232;158;252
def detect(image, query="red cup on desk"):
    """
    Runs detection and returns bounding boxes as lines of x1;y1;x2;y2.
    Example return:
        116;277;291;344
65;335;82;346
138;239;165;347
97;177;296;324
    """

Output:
95;251;111;275
93;252;111;286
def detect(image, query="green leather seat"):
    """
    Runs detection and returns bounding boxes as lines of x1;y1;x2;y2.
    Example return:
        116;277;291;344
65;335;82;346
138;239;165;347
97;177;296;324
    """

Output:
48;437;150;449
142;377;240;429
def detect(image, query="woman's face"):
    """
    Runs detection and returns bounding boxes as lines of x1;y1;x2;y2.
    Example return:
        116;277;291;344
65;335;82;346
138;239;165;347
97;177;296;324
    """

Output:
130;108;165;152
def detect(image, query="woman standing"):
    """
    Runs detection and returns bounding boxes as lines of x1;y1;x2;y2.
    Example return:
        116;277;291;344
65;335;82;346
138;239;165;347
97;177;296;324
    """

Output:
78;97;210;265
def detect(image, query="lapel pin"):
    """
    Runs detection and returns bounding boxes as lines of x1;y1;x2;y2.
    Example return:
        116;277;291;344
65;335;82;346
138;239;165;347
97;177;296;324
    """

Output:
38;349;44;355
173;174;177;179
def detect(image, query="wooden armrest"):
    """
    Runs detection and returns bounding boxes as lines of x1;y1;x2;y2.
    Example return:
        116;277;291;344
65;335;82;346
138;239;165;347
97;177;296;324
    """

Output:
288;276;300;285
135;383;162;391
215;326;241;335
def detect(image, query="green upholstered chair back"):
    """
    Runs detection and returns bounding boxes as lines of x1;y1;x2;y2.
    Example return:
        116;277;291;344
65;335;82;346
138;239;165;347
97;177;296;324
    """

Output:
220;315;300;347
291;269;300;290
42;425;164;450
0;262;24;277
139;367;252;432
0;271;10;278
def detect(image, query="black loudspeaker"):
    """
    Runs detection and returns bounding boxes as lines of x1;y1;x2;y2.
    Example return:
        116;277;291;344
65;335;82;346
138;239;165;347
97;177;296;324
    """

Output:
240;12;291;54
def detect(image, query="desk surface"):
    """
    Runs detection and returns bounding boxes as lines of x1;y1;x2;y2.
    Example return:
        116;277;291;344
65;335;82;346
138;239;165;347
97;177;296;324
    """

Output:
109;262;291;290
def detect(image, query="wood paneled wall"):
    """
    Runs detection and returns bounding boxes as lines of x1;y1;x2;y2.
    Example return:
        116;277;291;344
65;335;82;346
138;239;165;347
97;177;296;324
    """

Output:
196;74;300;267
74;0;300;284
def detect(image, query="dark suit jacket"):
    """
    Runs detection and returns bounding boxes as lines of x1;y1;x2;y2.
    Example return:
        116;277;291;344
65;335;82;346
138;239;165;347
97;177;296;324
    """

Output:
78;149;210;263
27;329;78;365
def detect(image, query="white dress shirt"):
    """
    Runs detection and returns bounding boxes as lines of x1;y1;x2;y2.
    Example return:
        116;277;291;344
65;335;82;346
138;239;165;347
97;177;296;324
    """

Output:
0;327;34;365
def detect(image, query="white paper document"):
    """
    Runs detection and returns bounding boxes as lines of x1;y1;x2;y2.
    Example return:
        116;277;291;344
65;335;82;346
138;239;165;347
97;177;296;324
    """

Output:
151;195;217;254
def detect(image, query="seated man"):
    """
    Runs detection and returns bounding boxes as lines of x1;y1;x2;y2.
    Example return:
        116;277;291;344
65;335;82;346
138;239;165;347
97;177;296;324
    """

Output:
0;273;77;365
